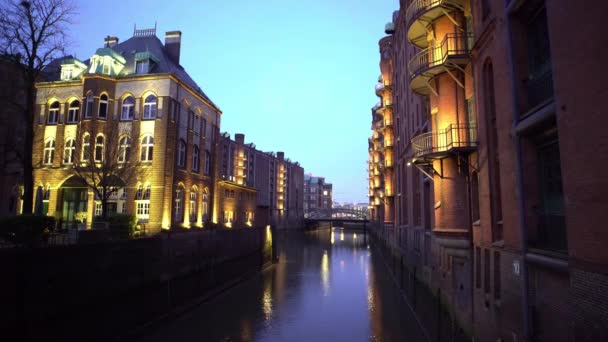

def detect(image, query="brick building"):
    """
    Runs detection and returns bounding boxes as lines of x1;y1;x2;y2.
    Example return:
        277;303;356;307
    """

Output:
370;0;608;340
32;27;221;232
217;133;304;230
303;174;333;216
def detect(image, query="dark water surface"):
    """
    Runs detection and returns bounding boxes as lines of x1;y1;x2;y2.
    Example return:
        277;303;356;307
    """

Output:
138;229;427;342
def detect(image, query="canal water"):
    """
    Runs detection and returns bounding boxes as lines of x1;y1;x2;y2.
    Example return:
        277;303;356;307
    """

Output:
138;228;427;342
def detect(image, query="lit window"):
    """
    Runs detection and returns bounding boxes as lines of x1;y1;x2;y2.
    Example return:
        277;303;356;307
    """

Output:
43;138;55;165
84;93;93;118
48;101;59;124
103;61;110;75
121;96;134;120
95;202;102;217
81;133;90;161
174;187;184;223
177;140;186;168
118;136;131;163
136;202;150;218
95;135;104;162
192;145;200;172
98;94;108;119
140;135;154;161
189;189;198;223
143;94;157;119
63;138;75;164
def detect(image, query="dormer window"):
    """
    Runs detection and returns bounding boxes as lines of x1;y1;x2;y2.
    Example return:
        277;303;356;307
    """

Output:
60;58;86;81
134;51;159;75
136;60;149;74
103;61;111;75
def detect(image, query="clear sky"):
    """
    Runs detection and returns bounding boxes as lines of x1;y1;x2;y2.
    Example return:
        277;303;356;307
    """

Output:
70;0;399;203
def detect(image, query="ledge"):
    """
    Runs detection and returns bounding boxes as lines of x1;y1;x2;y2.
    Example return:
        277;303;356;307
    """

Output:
525;250;569;273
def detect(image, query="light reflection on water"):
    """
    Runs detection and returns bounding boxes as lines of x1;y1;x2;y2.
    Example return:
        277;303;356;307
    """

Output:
138;228;426;342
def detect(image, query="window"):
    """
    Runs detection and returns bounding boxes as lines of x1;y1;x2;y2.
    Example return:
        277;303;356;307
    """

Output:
63;138;75;164
121;96;134;120
135;183;151;221
81;133;90;161
135;60;149;74
43;139;55;165
204;150;211;175
177;140;186;168
193;114;200;133
174;187;184;223
66;100;80;123
95;202;102;217
189;189;198;223
98;94;108;119
202;190;209;221
526;6;553;110
143;94;157;119
481;0;490;19
95;135;104;162
48;101;59;124
102;61;110;75
84;93;93;118
192;145;200;172
140;135;154;161
118;136;131;163
201;118;207;137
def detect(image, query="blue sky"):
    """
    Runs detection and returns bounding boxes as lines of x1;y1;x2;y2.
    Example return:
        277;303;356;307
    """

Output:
71;0;399;203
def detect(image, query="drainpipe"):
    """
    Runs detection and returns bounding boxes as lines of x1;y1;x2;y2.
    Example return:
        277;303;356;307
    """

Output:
505;1;531;340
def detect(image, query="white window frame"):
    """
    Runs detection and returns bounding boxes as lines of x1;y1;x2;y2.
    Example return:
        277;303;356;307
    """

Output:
81;134;90;161
94;135;104;162
43;139;55;165
143;94;156;119
98;94;108;119
48;102;59;124
67;100;80;123
121;96;134;120
140;135;154;162
63;138;75;164
135;60;149;74
118;136;131;163
189;190;197;223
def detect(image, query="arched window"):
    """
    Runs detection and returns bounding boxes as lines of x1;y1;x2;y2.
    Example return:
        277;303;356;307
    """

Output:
192;145;200;172
99;94;108;119
95;135;104;162
84;93;94;118
135;183;143;200
81;133;90;161
48;101;59;124
174;185;185;223
67;100;80;123
204;150;211;175
121;96;134;120
63;138;75;164
140;135;154;161
177;140;186;168
118;135;131;163
43;138;55;165
143;94;157;119
189;187;198;223
202;189;209;221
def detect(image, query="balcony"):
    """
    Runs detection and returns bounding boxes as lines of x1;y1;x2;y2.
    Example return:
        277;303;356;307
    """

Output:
411;123;477;162
405;0;465;48
375;82;385;96
408;33;471;96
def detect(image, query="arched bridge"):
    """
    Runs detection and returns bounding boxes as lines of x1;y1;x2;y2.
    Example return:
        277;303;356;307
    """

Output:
305;208;369;223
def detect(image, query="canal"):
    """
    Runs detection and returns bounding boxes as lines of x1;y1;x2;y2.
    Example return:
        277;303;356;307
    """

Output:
138;228;427;342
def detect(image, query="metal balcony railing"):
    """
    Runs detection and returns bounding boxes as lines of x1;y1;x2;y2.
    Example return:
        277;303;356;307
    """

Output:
406;0;463;31
408;33;470;80
411;123;477;158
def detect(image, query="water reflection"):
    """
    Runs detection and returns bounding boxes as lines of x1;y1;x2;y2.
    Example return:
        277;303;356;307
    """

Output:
139;229;426;342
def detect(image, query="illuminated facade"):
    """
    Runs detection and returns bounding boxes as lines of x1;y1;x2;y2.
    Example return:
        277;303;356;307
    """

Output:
216;133;304;229
32;28;220;232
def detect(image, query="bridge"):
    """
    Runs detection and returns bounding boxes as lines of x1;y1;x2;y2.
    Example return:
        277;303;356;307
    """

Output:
305;208;369;223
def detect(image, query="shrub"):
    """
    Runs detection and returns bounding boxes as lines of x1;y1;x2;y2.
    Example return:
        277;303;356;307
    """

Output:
106;214;138;237
0;215;56;246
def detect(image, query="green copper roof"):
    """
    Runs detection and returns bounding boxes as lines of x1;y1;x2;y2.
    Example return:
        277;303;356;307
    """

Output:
94;47;126;64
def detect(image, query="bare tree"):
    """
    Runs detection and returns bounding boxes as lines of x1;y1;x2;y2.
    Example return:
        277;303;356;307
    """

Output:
71;123;147;221
0;0;75;214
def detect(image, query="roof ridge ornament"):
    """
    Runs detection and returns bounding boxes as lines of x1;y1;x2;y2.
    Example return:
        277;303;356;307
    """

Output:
133;22;157;37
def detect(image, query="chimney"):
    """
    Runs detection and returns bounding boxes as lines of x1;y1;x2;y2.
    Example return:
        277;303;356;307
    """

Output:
277;152;284;161
235;133;245;144
104;36;119;48
165;31;182;64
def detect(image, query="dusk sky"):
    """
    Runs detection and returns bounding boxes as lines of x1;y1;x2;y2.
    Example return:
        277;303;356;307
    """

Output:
71;0;399;204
